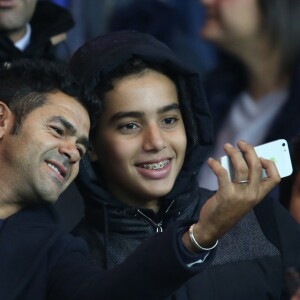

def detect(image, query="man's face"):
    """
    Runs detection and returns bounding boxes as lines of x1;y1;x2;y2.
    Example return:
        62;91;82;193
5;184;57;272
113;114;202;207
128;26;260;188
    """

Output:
0;0;38;42
0;91;90;204
92;70;187;209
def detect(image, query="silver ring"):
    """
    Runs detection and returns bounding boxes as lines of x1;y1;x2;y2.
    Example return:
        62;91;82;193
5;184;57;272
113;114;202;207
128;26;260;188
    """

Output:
233;179;249;184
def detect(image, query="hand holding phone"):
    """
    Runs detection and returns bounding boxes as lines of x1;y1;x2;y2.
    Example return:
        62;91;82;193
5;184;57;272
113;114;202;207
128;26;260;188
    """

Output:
220;139;293;180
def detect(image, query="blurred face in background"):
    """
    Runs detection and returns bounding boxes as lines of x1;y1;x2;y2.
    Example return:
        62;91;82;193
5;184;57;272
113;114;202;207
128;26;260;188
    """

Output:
0;0;38;42
200;0;263;50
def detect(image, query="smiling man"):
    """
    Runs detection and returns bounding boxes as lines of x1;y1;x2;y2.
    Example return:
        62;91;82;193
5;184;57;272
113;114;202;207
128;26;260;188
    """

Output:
1;93;89;209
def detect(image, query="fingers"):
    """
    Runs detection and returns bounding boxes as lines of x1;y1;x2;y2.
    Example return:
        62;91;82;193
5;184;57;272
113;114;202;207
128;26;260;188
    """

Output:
235;140;280;189
200;140;281;244
207;157;231;189
208;140;280;193
259;157;281;191
236;140;263;186
223;142;250;182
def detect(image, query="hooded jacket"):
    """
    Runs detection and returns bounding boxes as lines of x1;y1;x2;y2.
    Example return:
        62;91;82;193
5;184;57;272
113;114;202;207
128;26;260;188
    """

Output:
69;30;300;300
0;1;74;62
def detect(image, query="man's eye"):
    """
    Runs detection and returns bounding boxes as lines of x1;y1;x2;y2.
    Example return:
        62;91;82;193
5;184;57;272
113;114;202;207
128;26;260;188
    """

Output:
51;126;63;135
77;147;85;158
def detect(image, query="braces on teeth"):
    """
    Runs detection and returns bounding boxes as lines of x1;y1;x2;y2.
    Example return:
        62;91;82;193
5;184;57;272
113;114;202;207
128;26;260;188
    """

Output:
142;160;169;170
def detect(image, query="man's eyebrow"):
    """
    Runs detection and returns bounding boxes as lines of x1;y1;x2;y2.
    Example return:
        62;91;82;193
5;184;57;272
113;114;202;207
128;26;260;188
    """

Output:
48;116;89;149
109;103;180;123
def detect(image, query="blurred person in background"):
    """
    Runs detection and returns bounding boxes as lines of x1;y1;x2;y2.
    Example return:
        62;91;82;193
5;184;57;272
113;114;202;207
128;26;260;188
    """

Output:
109;0;218;75
61;0;219;76
0;0;74;62
197;0;300;190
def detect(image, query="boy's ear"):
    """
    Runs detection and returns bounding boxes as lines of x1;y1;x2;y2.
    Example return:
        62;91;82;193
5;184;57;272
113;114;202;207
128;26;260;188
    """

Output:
0;101;13;139
87;143;99;162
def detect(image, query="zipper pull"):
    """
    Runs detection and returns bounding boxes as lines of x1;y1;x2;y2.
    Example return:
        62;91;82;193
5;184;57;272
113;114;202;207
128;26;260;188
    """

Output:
156;222;163;232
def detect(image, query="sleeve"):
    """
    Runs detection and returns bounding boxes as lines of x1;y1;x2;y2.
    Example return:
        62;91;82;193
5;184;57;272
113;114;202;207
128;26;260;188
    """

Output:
48;222;214;300
176;226;213;267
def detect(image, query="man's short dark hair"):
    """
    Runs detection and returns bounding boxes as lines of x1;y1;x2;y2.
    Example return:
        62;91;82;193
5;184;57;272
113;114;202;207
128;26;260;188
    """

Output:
0;59;99;134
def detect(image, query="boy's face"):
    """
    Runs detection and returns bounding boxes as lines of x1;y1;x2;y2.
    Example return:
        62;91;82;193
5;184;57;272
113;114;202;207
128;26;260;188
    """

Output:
92;70;187;209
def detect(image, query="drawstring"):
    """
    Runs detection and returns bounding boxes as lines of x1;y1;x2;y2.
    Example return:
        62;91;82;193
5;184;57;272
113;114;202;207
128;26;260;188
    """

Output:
102;203;109;269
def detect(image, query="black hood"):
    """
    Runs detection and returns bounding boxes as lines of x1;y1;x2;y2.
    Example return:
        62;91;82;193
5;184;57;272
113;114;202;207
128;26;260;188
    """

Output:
69;30;214;206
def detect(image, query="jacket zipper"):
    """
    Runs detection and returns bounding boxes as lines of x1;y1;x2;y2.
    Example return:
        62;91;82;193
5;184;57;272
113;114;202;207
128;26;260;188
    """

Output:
136;200;175;233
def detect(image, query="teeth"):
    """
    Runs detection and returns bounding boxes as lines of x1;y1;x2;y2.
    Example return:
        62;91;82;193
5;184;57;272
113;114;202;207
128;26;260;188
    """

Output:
142;160;169;170
47;163;61;175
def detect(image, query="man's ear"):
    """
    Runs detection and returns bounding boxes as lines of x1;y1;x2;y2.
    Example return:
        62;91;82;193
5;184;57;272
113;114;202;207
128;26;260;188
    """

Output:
87;143;99;162
0;101;13;139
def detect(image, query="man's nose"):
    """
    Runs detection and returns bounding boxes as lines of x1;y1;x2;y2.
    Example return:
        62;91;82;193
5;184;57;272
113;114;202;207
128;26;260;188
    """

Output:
58;140;80;164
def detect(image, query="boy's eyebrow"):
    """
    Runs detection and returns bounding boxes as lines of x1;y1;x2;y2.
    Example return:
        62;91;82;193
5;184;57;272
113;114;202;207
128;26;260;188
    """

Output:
158;103;180;114
48;116;89;149
110;111;144;123
109;103;181;123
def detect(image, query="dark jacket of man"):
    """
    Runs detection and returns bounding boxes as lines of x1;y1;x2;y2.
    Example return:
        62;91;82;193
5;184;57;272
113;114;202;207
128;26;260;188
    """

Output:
0;204;211;300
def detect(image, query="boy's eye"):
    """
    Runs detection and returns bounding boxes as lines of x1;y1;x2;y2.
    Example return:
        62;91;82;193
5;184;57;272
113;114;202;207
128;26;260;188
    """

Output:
119;123;139;130
162;117;178;125
164;117;175;124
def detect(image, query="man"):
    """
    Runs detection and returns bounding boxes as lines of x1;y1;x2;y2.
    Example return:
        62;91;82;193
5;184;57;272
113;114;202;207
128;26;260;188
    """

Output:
67;30;298;299
0;0;74;62
0;59;216;300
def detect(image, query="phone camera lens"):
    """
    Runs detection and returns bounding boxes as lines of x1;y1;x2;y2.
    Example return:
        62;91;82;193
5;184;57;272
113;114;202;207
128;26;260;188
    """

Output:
282;143;286;147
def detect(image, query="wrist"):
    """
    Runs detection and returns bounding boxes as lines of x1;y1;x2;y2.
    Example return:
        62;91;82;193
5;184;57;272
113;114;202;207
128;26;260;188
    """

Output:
189;224;218;252
182;223;218;254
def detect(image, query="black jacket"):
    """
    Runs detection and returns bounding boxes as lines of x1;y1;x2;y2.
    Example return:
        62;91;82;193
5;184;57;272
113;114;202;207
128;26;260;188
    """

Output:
70;31;300;300
0;1;74;62
0;204;210;300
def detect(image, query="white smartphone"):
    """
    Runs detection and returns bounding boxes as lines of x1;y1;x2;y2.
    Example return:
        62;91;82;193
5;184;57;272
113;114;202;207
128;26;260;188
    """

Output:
220;139;293;180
